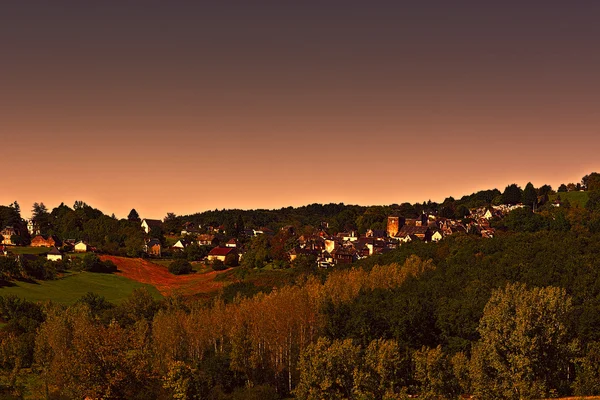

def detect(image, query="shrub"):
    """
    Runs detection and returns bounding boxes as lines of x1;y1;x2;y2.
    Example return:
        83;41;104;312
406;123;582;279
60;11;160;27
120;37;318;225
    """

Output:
169;259;193;275
212;259;227;271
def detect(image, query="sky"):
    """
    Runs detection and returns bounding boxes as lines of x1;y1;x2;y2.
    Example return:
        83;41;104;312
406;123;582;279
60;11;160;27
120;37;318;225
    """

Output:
2;1;599;219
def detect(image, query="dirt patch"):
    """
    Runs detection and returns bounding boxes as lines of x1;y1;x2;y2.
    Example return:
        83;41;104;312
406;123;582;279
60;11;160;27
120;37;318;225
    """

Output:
101;256;229;296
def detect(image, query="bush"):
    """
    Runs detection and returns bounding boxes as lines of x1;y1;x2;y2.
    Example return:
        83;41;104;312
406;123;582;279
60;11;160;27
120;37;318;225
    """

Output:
82;253;117;273
169;259;193;275
212;259;227;271
224;253;238;267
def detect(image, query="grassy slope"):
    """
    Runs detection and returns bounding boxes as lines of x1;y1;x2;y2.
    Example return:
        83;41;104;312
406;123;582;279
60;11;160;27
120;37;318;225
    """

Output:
7;247;49;255
0;272;162;304
549;191;589;208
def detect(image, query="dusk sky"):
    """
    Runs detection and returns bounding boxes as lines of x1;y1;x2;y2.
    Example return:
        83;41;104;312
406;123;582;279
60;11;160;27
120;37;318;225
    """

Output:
2;2;599;219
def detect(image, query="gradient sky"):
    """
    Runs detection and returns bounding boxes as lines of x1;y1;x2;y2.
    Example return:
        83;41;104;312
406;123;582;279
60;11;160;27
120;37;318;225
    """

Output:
2;1;599;219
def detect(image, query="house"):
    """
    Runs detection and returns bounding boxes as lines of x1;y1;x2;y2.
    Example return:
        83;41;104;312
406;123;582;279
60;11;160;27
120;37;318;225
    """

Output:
144;239;162;257
431;230;443;242
225;238;238;248
324;238;340;254
331;247;357;265
46;247;63;262
1;227;16;246
208;225;226;234
252;227;274;236
242;229;256;237
31;235;61;248
396;233;415;243
198;234;217;246
365;229;387;239
27;220;40;236
207;246;237;262
396;225;431;242
173;238;192;250
74;241;88;253
337;231;359;242
180;222;199;236
141;219;163;235
317;251;333;268
288;247;319;262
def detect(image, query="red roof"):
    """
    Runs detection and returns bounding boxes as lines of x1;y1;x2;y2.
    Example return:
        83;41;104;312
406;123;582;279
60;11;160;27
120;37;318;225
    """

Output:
208;247;235;256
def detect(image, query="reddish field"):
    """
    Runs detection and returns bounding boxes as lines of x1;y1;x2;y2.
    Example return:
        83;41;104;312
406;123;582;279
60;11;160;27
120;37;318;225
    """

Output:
100;256;229;296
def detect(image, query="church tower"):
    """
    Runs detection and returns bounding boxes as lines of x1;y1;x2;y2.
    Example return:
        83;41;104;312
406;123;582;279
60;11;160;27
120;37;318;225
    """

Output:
387;216;399;237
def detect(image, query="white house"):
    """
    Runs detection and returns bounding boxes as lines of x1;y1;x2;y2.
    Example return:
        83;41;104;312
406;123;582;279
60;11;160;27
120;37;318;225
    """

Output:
47;247;63;262
431;231;443;242
141;219;163;235
173;238;192;250
74;241;88;253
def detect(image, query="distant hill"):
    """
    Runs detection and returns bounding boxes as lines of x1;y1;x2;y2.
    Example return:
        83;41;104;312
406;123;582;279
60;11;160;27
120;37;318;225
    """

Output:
549;191;589;208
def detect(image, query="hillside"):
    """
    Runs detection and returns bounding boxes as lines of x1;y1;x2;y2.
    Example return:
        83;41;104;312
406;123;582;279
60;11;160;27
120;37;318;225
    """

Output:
549;190;589;208
101;255;230;296
0;271;161;304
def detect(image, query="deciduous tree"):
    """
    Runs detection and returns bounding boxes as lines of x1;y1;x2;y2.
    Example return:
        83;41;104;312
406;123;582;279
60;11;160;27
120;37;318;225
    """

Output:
470;283;575;399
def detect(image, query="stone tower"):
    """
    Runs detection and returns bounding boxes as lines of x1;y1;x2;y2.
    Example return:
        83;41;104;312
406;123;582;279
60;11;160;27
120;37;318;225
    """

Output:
387;216;399;237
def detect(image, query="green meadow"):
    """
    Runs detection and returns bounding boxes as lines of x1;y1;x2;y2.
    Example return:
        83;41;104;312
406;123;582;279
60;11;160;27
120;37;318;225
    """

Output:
0;272;162;304
549;191;589;208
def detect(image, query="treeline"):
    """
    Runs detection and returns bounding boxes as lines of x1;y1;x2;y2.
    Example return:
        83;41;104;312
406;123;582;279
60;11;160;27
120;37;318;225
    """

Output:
2;202;150;257
4;173;598;251
2;229;600;398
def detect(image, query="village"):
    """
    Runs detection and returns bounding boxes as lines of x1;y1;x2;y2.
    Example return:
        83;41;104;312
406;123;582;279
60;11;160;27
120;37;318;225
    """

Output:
0;202;541;268
1;203;531;269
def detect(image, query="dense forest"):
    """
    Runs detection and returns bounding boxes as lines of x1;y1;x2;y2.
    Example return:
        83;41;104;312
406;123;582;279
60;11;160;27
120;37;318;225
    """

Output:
1;173;600;398
1;231;600;399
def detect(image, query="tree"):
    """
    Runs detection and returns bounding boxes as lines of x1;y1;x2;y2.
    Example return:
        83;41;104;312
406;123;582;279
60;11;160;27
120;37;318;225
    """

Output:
537;184;553;197
162;361;204;399
586;190;600;211
169;260;193;275
470;283;575;399
224;253;239;267
501;184;522;205
582;172;600;191
81;253;117;273
353;339;411;399
413;345;459;399
573;341;600;396
558;184;568;193
31;202;50;234
127;208;140;222
455;204;470;219
11;201;20;216
35;304;154;399
212;259;227;271
295;338;361;400
163;212;180;234
522;182;538;208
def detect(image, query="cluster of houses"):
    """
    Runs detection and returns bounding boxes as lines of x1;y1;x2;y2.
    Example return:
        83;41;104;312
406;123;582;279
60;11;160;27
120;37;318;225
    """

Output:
286;205;529;267
142;203;525;268
1;203;528;267
1;226;92;262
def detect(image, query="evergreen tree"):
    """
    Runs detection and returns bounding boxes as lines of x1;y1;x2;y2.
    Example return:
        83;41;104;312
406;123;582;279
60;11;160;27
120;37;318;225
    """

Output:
501;184;523;205
127;209;140;222
522;182;538;208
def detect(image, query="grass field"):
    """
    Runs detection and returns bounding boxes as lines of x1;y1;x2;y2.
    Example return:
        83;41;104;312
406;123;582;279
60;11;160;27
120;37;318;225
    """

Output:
6;246;49;255
0;272;162;304
549;191;589;208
